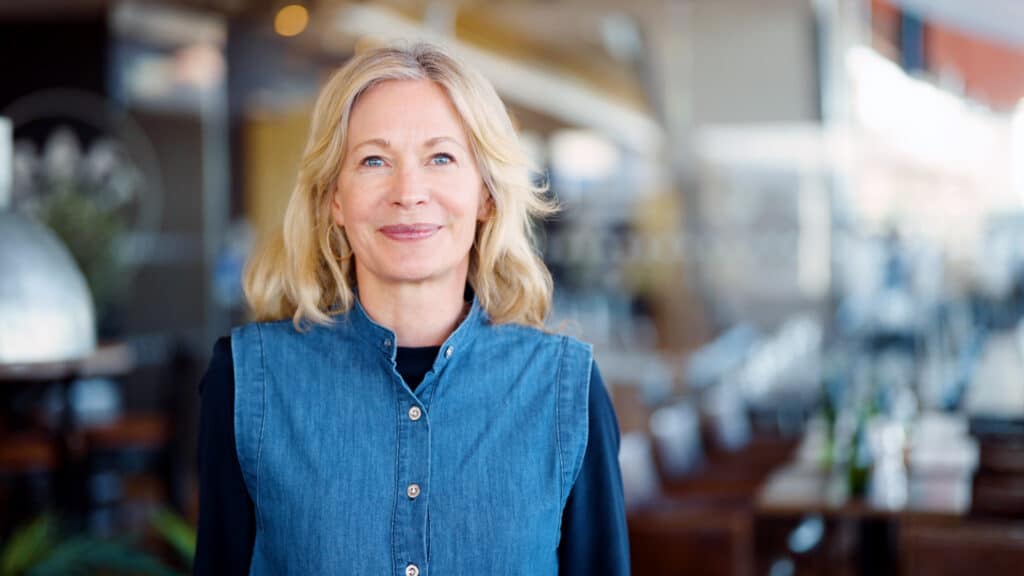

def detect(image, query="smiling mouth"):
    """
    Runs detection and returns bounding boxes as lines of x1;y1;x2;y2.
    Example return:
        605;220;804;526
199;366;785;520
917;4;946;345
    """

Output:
379;223;442;241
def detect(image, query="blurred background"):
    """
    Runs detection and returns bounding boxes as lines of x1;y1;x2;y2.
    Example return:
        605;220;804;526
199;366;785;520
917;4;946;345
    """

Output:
1;0;1024;574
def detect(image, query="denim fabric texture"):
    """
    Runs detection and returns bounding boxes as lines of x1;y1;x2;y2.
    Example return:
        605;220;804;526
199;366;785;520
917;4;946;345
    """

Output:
231;295;592;575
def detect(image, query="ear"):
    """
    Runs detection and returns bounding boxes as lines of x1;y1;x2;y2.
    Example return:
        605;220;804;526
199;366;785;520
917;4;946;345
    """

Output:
477;186;493;222
330;185;345;227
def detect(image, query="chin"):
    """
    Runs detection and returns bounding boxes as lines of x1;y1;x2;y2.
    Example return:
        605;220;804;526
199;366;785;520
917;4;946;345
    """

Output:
361;252;470;285
383;264;446;283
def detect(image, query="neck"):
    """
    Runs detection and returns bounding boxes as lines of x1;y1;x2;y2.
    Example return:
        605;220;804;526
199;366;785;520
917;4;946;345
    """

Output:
355;268;470;348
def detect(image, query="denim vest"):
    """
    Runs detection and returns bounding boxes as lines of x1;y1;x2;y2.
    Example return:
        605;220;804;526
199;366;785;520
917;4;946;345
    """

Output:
231;296;592;576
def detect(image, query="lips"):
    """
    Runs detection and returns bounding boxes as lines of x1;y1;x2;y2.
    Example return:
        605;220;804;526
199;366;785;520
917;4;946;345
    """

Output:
379;223;441;241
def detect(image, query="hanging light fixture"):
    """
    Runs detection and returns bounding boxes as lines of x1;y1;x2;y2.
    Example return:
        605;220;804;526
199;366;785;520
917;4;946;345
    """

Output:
275;3;309;38
0;116;96;366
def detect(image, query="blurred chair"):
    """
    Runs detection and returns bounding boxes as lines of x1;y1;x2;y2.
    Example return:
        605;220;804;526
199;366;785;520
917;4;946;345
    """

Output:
83;413;172;535
704;378;752;453
684;324;759;391
619;431;664;508
649;400;703;480
626;389;798;575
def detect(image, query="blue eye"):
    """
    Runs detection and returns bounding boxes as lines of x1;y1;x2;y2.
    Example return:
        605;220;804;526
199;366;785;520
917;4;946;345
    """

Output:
361;156;385;168
430;153;454;166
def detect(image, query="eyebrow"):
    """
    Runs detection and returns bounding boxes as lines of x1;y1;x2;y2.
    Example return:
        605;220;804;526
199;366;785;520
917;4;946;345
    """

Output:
350;136;467;152
351;138;389;151
425;136;466;150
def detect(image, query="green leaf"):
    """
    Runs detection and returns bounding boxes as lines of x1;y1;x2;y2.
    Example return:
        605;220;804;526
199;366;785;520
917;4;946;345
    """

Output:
0;515;57;576
148;509;196;566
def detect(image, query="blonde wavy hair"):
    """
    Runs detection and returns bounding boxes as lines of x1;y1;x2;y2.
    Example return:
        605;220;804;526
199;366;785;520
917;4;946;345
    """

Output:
243;42;557;329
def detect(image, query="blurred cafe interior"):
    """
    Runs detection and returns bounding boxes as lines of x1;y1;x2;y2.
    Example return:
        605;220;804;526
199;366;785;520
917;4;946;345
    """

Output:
2;0;1024;574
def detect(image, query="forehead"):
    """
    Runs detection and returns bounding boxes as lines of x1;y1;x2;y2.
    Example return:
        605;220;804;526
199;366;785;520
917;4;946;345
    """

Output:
346;79;468;142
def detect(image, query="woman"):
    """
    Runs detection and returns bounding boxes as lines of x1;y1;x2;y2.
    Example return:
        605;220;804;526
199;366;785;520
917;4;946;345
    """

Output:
195;42;629;575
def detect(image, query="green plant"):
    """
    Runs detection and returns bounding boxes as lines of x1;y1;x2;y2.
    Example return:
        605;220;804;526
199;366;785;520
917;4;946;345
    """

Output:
39;183;127;319
1;508;196;576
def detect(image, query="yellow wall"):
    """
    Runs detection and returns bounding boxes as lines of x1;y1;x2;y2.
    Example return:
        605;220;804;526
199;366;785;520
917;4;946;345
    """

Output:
242;105;312;240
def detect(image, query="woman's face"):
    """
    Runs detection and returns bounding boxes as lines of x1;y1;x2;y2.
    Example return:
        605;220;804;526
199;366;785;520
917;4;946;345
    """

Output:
333;79;490;290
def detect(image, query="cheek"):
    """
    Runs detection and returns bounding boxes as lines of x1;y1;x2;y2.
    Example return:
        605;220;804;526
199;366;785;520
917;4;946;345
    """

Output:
347;214;377;245
345;227;378;264
451;172;486;214
336;184;377;227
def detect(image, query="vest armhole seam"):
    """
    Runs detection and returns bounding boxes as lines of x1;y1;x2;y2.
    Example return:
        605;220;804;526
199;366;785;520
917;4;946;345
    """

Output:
553;335;569;548
253;323;268;533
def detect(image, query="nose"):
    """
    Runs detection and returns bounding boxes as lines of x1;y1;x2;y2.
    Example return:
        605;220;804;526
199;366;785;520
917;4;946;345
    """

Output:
391;164;429;208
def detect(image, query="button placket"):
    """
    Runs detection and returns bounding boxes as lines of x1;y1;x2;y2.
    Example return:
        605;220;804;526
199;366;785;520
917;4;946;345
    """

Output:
396;378;429;576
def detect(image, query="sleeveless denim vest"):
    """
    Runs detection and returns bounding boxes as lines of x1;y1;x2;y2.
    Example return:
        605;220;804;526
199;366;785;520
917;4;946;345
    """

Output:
231;296;592;575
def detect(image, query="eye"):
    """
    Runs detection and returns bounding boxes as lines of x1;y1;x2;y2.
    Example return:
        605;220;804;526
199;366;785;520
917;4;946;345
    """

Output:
429;153;455;166
361;156;385;168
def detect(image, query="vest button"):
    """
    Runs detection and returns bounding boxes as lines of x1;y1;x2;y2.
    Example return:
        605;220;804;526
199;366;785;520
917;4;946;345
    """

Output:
405;564;419;576
408;406;422;421
407;483;420;499
444;346;453;359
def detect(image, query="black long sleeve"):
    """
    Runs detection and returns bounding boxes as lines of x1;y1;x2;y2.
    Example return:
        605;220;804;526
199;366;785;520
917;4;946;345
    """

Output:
193;338;629;575
194;337;255;576
557;363;631;575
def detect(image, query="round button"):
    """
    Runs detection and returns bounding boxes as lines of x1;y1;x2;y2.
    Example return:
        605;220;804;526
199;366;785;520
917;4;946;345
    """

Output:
406;564;419;576
444;346;453;359
408;406;422;421
407;483;420;499
383;338;392;347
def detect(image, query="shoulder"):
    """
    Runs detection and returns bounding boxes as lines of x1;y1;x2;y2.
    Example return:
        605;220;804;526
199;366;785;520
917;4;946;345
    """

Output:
230;314;362;349
230;317;304;341
586;362;620;446
481;323;594;388
198;336;234;397
484;322;593;356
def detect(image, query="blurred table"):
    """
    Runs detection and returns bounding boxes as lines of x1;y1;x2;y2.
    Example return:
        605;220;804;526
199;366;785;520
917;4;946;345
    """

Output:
757;462;972;519
755;414;966;576
758;411;978;516
0;342;134;383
